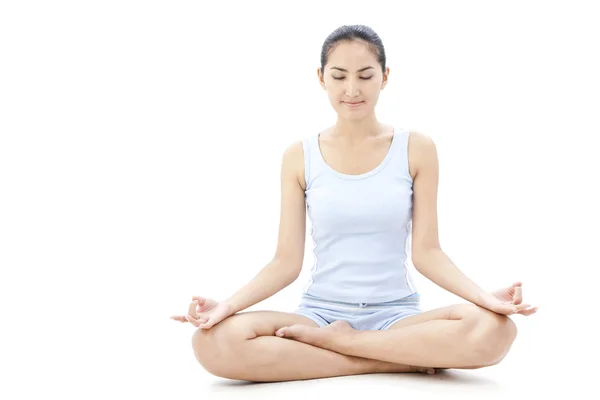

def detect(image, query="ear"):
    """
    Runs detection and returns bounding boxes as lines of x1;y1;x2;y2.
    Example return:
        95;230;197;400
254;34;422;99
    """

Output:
317;67;326;90
381;67;390;89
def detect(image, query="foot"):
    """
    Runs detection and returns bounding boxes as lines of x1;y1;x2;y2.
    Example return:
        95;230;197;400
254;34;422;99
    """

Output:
275;320;354;351
276;321;439;375
410;366;438;375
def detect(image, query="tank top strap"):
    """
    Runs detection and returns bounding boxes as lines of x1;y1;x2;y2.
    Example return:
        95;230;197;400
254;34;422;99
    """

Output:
387;128;412;183
302;133;325;190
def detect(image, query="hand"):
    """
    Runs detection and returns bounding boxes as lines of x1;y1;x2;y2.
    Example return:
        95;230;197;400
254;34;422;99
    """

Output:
170;296;233;329
479;282;538;316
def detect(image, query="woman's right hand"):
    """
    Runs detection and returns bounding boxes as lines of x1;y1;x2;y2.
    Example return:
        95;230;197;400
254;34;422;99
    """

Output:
170;296;233;329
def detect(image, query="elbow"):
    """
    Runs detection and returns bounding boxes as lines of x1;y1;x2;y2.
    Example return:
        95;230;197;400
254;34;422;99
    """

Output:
412;257;427;272
283;269;301;285
412;247;442;270
271;257;302;282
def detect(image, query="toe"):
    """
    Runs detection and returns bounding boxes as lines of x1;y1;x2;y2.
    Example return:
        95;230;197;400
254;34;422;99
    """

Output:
275;327;288;337
412;366;437;375
276;324;321;344
276;324;306;339
288;324;310;339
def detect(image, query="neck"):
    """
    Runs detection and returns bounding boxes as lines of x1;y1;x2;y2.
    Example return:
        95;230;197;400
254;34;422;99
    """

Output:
332;115;382;140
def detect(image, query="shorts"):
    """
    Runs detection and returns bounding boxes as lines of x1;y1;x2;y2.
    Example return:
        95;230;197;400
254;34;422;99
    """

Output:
293;292;422;331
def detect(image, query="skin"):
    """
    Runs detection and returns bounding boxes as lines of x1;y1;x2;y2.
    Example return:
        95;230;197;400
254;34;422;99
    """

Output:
171;39;538;382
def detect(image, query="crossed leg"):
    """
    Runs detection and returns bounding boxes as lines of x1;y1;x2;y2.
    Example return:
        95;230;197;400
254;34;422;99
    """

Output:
191;310;435;382
276;303;518;369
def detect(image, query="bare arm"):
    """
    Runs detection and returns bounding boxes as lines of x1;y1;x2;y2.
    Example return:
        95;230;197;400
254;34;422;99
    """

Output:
409;131;487;305
223;140;307;315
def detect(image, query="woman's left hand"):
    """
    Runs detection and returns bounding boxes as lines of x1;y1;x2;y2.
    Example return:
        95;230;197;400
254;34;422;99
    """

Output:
479;282;539;316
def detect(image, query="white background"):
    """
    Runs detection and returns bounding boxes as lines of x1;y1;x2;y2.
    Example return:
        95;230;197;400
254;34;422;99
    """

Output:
1;1;598;399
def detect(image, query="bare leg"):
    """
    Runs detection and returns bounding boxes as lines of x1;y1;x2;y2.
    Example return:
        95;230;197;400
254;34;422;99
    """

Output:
276;304;518;369
192;310;435;382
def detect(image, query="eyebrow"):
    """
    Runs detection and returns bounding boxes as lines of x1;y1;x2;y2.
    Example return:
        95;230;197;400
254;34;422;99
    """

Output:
330;66;374;72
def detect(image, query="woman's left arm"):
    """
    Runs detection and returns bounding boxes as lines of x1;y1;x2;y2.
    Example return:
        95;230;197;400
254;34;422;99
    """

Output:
408;132;497;308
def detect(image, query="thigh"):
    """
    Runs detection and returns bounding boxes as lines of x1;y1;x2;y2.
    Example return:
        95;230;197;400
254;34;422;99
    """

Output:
207;310;320;340
191;310;320;373
386;303;477;330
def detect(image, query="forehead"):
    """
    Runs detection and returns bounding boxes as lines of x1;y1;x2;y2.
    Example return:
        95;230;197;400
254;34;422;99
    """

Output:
326;40;378;70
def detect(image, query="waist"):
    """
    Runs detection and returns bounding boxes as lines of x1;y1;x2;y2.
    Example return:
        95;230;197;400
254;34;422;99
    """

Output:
300;291;420;310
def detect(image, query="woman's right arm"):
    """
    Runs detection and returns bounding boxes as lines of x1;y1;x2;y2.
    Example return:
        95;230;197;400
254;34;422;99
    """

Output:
222;140;307;315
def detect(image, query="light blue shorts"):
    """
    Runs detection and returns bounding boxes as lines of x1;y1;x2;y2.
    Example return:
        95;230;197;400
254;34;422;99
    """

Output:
293;292;422;331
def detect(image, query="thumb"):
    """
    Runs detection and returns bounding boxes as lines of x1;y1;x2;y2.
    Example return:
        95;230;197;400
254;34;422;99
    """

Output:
502;303;519;315
198;317;215;329
490;301;518;315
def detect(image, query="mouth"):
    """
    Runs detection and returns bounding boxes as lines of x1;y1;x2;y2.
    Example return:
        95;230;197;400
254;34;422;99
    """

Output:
344;101;364;107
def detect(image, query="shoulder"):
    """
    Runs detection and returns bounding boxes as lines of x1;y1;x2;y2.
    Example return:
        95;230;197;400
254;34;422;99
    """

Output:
282;138;305;159
282;139;305;169
281;139;307;189
407;131;438;178
408;130;436;151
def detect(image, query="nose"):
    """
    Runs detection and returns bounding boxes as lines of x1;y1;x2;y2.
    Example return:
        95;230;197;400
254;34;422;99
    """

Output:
345;81;360;97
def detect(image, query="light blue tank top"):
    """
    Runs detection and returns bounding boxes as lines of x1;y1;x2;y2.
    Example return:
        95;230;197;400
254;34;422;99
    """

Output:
301;127;418;303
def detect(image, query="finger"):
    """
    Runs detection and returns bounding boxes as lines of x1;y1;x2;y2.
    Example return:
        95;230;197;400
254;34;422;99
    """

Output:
494;304;519;315
193;297;214;313
198;319;215;329
508;281;521;293
514;303;530;311
196;311;210;321
192;296;211;304
185;315;201;327
512;286;523;305
186;313;209;326
191;296;207;308
518;307;538;316
505;303;523;315
170;316;188;323
188;302;198;318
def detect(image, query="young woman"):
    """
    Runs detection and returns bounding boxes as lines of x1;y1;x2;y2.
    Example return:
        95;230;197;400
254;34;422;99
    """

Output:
171;24;537;382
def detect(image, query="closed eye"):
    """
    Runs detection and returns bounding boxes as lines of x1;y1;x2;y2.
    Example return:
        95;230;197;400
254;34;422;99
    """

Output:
332;77;373;80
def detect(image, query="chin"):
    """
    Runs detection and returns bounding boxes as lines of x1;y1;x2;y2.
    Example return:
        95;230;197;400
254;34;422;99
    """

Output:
339;106;370;116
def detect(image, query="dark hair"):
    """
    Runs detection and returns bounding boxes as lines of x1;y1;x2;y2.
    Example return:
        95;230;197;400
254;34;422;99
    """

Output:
320;25;387;74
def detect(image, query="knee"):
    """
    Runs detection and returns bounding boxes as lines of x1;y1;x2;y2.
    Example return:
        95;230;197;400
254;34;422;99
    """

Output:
461;305;518;366
191;328;224;376
191;318;253;379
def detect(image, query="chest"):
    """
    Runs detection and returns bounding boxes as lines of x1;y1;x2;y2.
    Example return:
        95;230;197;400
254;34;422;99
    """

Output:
318;137;393;176
306;179;413;233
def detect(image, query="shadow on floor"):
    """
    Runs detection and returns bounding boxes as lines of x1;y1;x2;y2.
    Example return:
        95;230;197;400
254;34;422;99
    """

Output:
207;368;504;393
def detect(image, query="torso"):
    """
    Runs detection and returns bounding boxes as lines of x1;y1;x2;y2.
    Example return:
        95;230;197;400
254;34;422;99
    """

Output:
298;124;419;303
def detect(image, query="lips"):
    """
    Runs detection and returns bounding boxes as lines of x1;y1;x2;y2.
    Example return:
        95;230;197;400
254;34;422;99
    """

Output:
344;101;364;107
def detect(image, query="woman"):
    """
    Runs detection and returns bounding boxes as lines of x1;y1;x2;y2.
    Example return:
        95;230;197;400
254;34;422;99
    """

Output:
171;24;537;382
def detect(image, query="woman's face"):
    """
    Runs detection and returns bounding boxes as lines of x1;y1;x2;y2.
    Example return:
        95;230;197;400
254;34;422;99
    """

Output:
318;40;389;120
